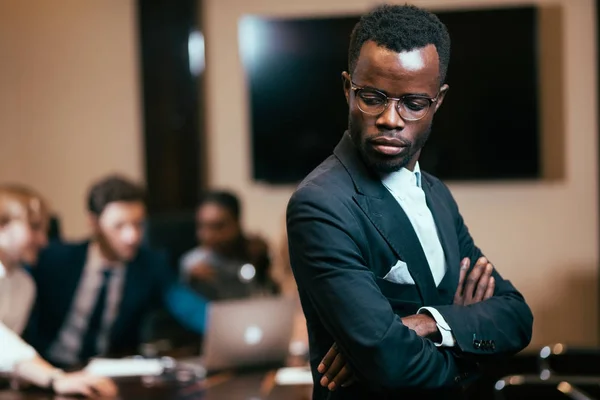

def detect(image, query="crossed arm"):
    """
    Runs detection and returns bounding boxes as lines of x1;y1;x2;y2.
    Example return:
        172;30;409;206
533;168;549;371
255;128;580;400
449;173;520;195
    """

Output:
288;186;462;390
319;256;497;391
287;184;533;392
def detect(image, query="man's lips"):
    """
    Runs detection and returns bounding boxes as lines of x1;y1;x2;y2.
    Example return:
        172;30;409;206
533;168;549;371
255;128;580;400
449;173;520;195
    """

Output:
369;137;407;156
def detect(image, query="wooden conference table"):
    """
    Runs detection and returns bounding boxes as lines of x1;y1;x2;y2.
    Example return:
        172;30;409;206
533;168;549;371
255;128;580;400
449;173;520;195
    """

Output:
0;368;313;400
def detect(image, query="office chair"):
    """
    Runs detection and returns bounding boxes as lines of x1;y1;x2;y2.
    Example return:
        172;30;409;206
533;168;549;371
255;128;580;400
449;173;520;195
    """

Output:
494;344;600;400
142;211;197;270
48;215;62;242
141;211;201;351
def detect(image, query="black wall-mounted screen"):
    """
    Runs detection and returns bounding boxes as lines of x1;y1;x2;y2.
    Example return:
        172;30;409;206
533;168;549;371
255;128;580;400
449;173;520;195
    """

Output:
240;6;540;184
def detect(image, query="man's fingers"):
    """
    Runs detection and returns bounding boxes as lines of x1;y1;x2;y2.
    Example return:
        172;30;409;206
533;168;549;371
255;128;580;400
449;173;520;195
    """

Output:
328;364;353;391
453;258;470;304
76;384;94;398
463;257;487;303
472;263;493;303
318;343;339;373
484;276;495;300
320;353;346;387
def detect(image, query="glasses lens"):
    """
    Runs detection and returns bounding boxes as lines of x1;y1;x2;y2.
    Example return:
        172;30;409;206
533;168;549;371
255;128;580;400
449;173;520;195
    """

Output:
399;97;431;121
356;90;387;115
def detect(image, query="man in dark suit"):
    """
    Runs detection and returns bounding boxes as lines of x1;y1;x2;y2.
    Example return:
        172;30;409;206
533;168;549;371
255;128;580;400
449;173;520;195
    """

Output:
24;175;207;368
286;4;533;399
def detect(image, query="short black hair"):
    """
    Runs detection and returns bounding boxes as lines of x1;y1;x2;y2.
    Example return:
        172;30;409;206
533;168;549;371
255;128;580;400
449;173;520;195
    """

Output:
199;190;241;221
348;4;451;83
87;175;146;216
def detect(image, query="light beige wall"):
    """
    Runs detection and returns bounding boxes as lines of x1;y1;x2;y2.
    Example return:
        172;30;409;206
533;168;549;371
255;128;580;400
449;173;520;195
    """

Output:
0;0;143;240
204;0;599;348
0;0;596;349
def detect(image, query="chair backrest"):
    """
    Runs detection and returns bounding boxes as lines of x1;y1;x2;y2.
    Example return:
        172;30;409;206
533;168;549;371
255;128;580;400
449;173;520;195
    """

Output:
495;384;580;400
539;344;600;376
48;215;62;241
495;374;600;400
143;211;197;269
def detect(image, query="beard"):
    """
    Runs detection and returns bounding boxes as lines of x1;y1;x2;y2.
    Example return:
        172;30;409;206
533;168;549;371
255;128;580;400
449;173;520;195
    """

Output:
95;232;121;262
349;118;431;174
95;231;137;262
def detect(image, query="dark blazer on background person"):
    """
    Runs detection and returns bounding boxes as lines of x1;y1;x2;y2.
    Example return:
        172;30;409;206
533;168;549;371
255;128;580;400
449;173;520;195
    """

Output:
24;241;206;365
286;133;533;399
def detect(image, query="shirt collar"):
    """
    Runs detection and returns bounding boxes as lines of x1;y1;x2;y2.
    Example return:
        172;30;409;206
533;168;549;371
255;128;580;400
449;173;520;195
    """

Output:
381;162;422;192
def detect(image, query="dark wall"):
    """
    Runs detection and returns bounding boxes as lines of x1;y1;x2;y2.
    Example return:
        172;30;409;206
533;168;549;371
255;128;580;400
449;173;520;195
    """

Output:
137;0;206;213
597;0;600;343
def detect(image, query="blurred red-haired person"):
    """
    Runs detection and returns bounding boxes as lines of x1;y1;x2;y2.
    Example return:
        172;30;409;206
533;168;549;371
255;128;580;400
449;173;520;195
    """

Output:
0;184;116;397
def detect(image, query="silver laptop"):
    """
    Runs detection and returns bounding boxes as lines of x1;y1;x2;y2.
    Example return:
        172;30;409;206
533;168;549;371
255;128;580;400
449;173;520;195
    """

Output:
182;296;296;373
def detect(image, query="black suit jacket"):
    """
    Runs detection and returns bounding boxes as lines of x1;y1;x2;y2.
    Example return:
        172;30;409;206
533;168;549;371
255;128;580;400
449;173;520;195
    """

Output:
286;133;533;399
24;241;207;366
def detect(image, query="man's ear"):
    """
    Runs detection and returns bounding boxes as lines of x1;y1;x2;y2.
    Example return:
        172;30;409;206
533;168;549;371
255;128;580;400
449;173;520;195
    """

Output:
342;71;351;104
433;83;449;113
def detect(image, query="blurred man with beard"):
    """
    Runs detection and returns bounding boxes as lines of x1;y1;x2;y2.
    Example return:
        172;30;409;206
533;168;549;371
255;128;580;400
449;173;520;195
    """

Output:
24;175;207;368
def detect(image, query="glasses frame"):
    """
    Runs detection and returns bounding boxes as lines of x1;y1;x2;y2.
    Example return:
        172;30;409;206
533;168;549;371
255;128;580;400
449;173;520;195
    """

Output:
350;80;440;121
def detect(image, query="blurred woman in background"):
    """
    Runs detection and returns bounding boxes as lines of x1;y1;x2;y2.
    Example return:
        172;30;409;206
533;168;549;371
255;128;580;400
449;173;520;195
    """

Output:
180;190;279;300
0;184;116;397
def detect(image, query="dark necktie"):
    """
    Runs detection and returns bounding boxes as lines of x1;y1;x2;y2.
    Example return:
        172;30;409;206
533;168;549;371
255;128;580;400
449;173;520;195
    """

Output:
79;268;113;362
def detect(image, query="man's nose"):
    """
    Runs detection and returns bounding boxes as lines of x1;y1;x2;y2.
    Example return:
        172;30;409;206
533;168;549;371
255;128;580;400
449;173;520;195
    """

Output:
375;100;405;130
122;226;141;244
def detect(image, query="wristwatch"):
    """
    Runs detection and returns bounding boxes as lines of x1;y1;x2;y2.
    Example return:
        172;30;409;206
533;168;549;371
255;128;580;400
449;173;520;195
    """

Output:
47;368;65;392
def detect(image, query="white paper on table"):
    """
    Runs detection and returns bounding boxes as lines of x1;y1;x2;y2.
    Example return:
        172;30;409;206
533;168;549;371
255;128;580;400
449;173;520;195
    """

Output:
84;358;164;377
274;366;313;386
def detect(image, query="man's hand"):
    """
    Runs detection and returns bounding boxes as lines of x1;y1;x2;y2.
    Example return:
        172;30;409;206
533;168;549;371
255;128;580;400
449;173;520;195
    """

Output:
400;313;440;341
453;257;495;306
53;372;117;398
188;261;216;282
317;343;355;391
318;314;440;391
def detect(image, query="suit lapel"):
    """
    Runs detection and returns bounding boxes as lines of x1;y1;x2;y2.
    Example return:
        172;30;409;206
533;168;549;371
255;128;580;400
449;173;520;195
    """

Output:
334;133;440;305
354;194;440;305
55;243;89;326
110;255;144;343
421;177;460;296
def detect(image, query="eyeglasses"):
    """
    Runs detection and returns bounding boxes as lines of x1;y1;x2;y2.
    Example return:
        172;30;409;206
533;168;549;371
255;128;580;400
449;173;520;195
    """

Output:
350;81;440;121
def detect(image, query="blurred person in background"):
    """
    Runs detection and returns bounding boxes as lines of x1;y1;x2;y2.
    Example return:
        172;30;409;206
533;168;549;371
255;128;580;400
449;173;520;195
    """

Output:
180;190;279;300
0;184;116;397
24;175;208;369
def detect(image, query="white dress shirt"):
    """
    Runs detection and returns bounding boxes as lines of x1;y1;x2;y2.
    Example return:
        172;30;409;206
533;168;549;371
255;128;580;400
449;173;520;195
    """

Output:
0;322;37;372
0;260;36;335
381;162;454;347
0;261;38;372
